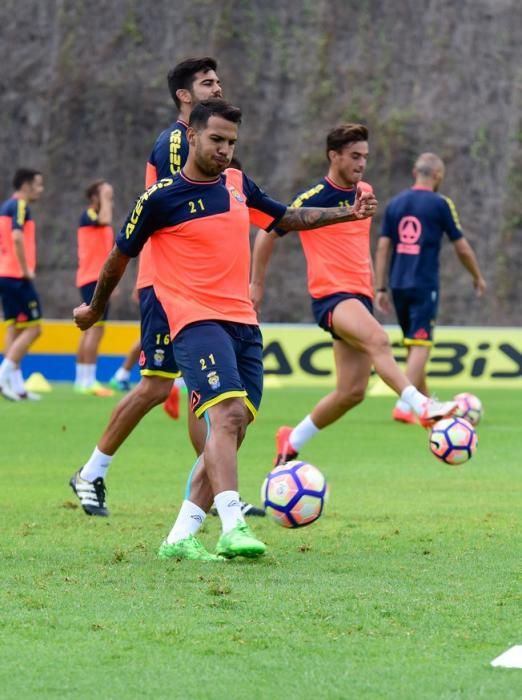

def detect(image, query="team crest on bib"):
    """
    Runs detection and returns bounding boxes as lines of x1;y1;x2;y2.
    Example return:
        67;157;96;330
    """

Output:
227;185;245;203
153;348;165;366
207;370;221;390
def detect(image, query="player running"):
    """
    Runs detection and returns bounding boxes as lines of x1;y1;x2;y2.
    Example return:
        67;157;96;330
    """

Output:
250;124;459;466
73;99;378;560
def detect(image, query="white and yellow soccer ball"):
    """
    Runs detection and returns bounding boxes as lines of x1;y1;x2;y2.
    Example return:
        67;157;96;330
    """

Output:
261;461;328;528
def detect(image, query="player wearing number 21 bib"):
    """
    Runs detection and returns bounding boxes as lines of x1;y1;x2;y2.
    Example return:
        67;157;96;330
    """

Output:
73;98;378;561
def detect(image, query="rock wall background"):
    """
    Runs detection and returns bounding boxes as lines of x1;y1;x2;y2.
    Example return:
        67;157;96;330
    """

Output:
1;0;521;324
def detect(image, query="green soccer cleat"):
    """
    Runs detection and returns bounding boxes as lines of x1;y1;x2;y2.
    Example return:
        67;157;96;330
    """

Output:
108;376;131;392
216;521;266;559
158;535;224;562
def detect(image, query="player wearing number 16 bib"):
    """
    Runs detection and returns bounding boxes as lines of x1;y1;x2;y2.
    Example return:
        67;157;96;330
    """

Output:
69;58;224;518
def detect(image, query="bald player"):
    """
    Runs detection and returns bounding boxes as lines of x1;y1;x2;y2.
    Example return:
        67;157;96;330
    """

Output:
374;152;486;424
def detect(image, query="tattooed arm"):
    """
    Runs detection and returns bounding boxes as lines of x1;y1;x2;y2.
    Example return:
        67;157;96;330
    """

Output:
73;246;130;330
277;188;378;232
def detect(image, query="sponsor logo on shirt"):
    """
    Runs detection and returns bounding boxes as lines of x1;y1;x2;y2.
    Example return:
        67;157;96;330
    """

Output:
397;216;421;255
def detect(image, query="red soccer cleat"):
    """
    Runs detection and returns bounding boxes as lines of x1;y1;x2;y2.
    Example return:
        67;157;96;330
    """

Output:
391;406;418;425
163;384;180;420
274;425;299;466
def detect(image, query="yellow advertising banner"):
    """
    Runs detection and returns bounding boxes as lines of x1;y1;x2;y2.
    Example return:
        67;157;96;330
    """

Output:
261;324;522;389
1;320;521;388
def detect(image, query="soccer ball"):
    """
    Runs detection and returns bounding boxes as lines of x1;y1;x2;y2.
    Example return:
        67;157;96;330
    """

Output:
261;460;328;528
429;417;478;465
453;392;483;426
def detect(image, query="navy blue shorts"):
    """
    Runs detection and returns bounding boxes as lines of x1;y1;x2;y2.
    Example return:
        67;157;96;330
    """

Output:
392;288;438;345
0;277;42;326
79;281;110;322
138;286;179;378
173;321;263;419
311;292;373;339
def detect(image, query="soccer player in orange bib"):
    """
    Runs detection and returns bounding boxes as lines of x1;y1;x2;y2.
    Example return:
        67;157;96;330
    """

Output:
74;180;115;397
0;169;44;401
73;99;378;560
250;125;459;467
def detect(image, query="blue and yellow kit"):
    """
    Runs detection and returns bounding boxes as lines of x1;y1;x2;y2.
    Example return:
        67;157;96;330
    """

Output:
117;168;286;416
380;186;463;290
117;168;286;339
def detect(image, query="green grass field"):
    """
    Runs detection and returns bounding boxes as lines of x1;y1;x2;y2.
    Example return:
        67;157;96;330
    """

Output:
1;386;521;699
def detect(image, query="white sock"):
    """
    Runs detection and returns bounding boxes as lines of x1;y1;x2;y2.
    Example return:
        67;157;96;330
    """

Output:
166;500;206;544
75;363;87;386
11;369;26;394
214;490;244;533
115;366;130;382
401;385;428;416
80;446;113;482
85;364;96;387
395;399;412;413
290;415;319;451
0;358;16;384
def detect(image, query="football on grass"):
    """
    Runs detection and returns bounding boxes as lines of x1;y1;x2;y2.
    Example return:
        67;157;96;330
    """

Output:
429;416;478;465
261;460;328;528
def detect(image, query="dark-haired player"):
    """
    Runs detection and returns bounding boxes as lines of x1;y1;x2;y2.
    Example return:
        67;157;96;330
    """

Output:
74;180;115;397
69;57;227;516
250;125;459;466
0;168;44;401
374;152;486;424
73;99;378;560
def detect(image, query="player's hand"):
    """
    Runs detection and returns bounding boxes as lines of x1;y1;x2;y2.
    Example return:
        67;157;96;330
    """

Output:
353;189;378;219
23;271;35;281
474;276;487;296
73;303;101;330
131;286;139;304
375;290;392;314
99;182;114;199
250;281;265;314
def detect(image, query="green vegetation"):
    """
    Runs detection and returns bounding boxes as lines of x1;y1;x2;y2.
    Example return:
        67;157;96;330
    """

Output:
1;386;520;698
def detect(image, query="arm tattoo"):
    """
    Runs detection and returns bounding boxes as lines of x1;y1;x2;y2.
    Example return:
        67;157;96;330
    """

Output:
90;246;130;314
277;206;356;232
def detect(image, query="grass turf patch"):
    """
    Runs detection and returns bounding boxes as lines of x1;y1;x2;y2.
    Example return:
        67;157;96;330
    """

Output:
1;386;521;698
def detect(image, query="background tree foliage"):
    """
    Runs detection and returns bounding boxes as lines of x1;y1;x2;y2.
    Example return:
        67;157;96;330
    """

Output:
1;0;520;324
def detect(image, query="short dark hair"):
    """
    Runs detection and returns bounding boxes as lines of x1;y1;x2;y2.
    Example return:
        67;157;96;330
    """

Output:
167;57;218;109
85;180;106;200
326;124;369;160
13;168;42;190
189;99;242;131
